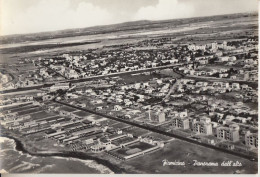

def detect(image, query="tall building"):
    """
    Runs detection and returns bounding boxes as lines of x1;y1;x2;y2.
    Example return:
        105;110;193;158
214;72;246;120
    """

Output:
192;117;212;135
145;110;165;123
216;124;240;142
245;131;258;149
223;41;227;49
172;117;189;129
244;72;250;81
158;112;166;123
211;42;218;50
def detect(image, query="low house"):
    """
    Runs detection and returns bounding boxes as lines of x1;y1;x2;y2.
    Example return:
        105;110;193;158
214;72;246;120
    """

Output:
232;83;240;90
114;105;122;111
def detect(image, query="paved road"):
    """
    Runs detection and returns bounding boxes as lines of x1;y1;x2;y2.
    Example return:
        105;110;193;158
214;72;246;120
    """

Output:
55;100;257;162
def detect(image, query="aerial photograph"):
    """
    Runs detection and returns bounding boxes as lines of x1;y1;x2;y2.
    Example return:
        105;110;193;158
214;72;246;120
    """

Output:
0;0;258;175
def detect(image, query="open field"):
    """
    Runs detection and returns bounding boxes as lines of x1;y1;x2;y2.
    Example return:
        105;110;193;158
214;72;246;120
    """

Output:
0;13;257;46
17;107;42;116
30;111;56;120
145;132;174;141
0;13;257;64
110;122;130;129
8;105;39;113
125;127;151;137
59;106;77;112
73;110;92;117
0;103;33;112
124;139;258;174
120;73;162;84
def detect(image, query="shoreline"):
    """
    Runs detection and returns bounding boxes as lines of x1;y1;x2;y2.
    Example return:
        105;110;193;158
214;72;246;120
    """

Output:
0;133;128;174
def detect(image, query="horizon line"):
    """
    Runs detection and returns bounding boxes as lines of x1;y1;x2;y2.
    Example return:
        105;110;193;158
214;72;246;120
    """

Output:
0;11;258;38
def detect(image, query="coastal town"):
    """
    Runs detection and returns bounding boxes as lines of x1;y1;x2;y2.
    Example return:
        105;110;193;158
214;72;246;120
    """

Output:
0;12;258;174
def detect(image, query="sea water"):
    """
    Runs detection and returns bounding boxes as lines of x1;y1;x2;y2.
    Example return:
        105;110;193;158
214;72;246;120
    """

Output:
0;137;114;174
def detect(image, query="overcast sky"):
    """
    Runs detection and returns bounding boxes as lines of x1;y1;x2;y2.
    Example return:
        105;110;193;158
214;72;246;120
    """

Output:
0;0;258;36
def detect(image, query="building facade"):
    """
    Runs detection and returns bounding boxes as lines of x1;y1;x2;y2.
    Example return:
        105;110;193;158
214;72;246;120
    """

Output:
245;131;258;149
172;117;189;129
216;124;240;142
192;117;212;135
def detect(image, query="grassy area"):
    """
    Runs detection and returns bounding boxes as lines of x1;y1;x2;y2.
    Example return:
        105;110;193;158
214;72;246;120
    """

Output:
100;119;120;126
17;107;42;116
125;127;150;137
1;104;33;113
146;132;173;141
124;139;257;174
73;110;92;117
93;115;105;120
30;111;56;120
59;106;77;112
8;105;39;113
23;133;66;151
110;122;130;129
120;73;161;84
111;142;154;158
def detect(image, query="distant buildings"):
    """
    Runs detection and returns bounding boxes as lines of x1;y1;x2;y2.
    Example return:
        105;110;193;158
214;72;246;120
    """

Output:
0;74;10;83
114;105;122;111
188;44;206;51
50;83;70;92
90;144;106;153
65;69;79;79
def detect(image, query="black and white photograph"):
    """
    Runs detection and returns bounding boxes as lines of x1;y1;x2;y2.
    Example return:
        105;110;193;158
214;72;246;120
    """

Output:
0;0;258;175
